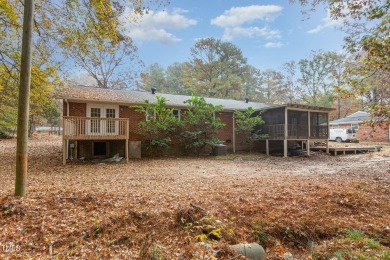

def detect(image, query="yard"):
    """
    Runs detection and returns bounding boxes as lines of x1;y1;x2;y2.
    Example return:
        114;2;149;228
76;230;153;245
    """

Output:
1;136;389;259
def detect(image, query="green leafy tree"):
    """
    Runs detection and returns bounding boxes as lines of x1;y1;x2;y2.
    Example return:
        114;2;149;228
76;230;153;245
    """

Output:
241;65;266;103
183;37;247;99
260;69;287;104
180;95;225;154
3;0;168;195
292;0;389;120
234;107;266;152
298;51;346;106
142;63;167;92
282;61;302;104
135;96;179;155
165;62;188;95
58;0;140;89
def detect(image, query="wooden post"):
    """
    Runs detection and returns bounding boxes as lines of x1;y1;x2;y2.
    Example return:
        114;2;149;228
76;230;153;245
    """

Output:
284;139;288;158
307;139;310;156
125;140;129;163
326;139;329;154
232;115;236;153
284;107;288;158
327;111;330;154
266;139;269;155
75;140;78;160
308;111;311;137
62;136;66;165
126;119;129;162
15;0;34;196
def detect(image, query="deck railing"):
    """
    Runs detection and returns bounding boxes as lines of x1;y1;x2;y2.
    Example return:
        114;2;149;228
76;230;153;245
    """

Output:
260;124;328;139
63;117;129;140
310;125;328;139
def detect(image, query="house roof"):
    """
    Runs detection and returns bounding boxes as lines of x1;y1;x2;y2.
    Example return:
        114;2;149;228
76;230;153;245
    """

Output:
329;111;371;125
56;85;334;112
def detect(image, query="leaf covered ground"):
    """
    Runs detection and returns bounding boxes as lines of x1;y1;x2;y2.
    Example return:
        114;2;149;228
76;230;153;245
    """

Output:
0;136;389;259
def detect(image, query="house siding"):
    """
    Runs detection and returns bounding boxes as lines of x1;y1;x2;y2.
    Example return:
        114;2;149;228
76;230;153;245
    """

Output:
63;101;86;117
119;106;144;141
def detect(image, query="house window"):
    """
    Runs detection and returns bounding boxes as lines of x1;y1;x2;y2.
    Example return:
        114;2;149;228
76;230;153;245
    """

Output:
146;109;155;121
173;109;180;120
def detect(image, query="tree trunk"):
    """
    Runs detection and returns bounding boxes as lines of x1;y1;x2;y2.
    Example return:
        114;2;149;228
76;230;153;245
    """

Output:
15;0;34;197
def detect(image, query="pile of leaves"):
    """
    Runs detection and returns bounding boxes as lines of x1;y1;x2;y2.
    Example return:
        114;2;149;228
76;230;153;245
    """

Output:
0;136;389;259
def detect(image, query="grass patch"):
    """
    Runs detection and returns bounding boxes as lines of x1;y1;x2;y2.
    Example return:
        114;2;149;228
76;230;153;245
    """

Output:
312;229;389;259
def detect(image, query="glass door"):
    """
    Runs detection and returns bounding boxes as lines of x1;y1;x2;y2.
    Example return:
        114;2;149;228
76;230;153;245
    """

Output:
106;108;116;134
90;107;101;134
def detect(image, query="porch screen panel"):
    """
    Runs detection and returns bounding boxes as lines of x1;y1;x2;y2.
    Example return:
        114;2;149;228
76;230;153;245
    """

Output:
91;108;101;134
106;108;116;134
310;112;328;138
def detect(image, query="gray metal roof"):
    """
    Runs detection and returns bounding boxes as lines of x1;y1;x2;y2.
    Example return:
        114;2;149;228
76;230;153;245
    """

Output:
56;85;280;111
56;85;334;112
329;111;371;125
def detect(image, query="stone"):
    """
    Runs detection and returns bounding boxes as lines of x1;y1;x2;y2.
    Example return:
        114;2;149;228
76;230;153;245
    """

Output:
283;252;293;260
229;243;266;260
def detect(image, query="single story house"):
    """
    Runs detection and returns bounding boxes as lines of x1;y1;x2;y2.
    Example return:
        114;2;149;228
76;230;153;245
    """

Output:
57;85;334;164
330;111;389;142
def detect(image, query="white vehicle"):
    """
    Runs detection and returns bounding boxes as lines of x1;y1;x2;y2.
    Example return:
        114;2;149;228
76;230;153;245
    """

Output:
329;128;356;142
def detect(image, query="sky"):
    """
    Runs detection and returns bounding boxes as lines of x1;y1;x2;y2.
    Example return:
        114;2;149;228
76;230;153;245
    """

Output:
121;0;347;71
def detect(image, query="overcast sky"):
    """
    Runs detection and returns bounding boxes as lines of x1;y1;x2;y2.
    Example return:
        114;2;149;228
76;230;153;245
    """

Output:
121;0;346;71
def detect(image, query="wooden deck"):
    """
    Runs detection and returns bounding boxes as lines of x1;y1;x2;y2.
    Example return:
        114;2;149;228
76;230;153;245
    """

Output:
311;146;382;155
62;117;130;165
63;117;129;140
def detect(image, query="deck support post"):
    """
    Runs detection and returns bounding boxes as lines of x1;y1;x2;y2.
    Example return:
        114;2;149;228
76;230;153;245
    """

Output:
125;139;129;163
75;141;78;160
283;139;288;158
266;139;269;155
62;139;66;165
306;139;310;156
126;119;129;163
326;140;329;154
284;107;288;158
232;115;236;153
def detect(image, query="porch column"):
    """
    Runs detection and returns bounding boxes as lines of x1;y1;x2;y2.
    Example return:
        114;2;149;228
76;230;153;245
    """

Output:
283;139;288;158
232;115;236;153
284;107;288;158
62;139;66;165
75;141;78;160
307;139;310;156
326;139;329;154
125;139;129;163
126;119;129;163
266;139;269;155
62;116;66;165
326;112;330;154
307;111;311;156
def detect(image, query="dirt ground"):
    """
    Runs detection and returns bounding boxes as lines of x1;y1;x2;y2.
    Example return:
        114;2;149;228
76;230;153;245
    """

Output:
0;136;389;259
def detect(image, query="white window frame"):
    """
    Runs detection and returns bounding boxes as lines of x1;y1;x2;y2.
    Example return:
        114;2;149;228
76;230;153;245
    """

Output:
86;103;119;135
172;109;181;121
146;108;156;122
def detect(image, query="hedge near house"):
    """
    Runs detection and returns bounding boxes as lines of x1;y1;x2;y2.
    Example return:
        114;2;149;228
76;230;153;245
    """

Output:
180;95;225;154
134;96;180;155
